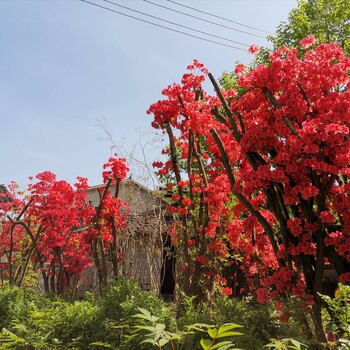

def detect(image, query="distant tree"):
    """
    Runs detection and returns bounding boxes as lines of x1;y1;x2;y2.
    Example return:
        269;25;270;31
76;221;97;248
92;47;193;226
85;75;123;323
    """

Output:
270;0;350;55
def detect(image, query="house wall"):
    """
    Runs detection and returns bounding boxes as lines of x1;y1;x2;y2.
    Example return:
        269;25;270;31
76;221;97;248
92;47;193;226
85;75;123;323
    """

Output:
84;179;169;294
88;179;165;214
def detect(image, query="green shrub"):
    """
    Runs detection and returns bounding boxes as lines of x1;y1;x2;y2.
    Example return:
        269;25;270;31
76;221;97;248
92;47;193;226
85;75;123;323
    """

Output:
0;280;315;350
0;285;25;329
320;283;350;348
96;277;175;349
176;295;306;350
98;277;173;323
0;285;51;330
0;286;105;349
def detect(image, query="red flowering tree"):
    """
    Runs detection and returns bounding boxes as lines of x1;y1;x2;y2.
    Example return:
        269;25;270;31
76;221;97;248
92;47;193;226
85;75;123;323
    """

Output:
148;39;350;343
0;174;94;294
0;156;129;294
88;156;129;288
152;117;234;301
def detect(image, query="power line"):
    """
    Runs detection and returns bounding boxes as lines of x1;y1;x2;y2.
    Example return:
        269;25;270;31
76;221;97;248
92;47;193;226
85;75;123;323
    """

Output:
142;0;267;39
80;0;247;51
103;0;249;47
166;0;271;35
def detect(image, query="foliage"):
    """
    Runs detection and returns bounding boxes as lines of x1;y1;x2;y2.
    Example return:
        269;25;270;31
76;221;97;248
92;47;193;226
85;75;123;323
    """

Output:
270;0;350;55
176;294;306;350
122;307;186;349
320;283;350;348
0;286;104;349
264;338;308;350
98;277;173;324
0;283;315;350
94;307;243;350
96;277;174;349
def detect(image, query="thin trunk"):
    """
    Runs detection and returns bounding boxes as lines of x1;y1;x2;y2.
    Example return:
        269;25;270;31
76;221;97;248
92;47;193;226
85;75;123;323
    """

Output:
8;224;15;284
50;260;55;293
98;237;108;286
166;122;191;295
92;239;103;288
110;220;118;280
312;298;327;345
41;269;49;293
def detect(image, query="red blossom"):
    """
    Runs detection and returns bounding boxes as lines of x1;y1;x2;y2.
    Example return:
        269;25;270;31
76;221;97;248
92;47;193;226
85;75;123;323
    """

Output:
248;44;259;55
220;287;233;296
299;35;316;49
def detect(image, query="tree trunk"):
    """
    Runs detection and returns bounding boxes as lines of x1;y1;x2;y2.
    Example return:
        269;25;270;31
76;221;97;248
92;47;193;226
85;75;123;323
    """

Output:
312;296;327;346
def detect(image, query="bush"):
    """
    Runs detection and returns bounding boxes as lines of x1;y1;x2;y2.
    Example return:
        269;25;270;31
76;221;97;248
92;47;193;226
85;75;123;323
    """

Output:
0;286;105;349
0;280;313;350
96;277;175;349
176;294;306;350
0;285;51;330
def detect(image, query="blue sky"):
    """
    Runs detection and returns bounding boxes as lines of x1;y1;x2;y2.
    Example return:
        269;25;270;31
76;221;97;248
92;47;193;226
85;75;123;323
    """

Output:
1;0;296;189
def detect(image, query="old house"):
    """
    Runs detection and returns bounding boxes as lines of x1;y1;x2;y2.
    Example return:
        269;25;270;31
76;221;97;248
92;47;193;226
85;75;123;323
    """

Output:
0;185;11;204
86;179;175;296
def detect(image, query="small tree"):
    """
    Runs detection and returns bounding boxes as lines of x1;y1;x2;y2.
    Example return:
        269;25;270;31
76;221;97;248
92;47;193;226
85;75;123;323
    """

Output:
0;156;130;295
0;174;93;293
88;156;129;289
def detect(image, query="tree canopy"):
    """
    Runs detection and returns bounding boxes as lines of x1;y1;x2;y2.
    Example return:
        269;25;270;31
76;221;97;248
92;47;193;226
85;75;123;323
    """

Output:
270;0;350;55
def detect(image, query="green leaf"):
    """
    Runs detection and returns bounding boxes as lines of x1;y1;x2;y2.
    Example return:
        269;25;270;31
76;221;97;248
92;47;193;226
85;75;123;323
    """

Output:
158;338;170;347
42;330;53;342
208;328;218;339
187;323;213;331
289;339;308;349
216;331;243;339
217;324;242;336
155;323;166;332
211;340;232;349
133;325;158;333
141;338;158;345
89;341;114;348
200;338;212;350
1;328;25;343
131;307;159;322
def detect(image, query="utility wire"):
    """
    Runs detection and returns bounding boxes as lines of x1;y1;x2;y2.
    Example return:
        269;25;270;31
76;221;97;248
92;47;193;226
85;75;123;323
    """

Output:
166;0;271;35
142;0;267;39
103;0;249;47
80;0;247;51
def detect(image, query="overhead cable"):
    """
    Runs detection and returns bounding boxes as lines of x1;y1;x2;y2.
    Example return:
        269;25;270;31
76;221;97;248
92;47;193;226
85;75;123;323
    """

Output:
103;0;249;47
80;0;247;51
166;0;271;35
142;0;267;39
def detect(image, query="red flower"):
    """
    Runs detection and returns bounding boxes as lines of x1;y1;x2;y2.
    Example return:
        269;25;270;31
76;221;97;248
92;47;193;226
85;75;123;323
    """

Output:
248;44;259;55
299;35;316;49
221;287;233;296
182;198;191;206
256;288;269;304
320;210;335;224
234;64;246;75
